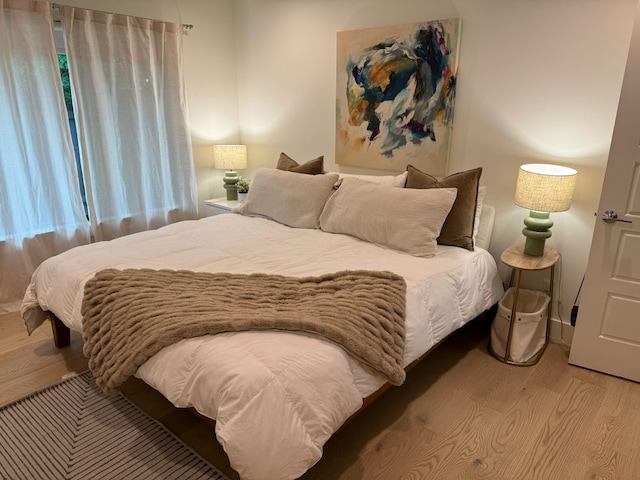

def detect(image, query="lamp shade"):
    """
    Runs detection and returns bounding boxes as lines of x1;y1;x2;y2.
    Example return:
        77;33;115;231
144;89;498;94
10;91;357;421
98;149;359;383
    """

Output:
214;145;247;170
514;164;577;213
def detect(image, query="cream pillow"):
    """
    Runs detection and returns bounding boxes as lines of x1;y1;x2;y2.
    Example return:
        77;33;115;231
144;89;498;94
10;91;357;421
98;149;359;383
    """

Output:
319;177;457;257
473;186;487;245
234;168;339;229
326;171;407;188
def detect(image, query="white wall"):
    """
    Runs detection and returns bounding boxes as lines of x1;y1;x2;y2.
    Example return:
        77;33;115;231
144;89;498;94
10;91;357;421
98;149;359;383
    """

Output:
55;0;241;215
233;0;637;339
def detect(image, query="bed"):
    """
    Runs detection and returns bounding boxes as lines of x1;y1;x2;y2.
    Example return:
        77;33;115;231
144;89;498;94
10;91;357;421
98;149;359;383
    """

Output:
21;164;504;480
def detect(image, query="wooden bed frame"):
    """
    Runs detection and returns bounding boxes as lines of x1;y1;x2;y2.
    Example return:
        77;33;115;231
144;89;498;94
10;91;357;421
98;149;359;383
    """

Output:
30;203;499;480
42;246;499;478
50;313;71;348
47;304;498;428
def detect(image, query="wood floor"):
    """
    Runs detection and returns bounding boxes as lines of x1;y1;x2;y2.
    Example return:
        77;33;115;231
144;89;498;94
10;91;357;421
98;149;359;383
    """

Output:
2;310;640;480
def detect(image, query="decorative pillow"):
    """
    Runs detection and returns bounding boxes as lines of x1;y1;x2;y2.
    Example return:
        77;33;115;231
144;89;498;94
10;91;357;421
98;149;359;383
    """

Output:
234;168;338;229
326;171;407;188
473;186;487;246
319;177;457;257
405;165;482;251
276;152;324;175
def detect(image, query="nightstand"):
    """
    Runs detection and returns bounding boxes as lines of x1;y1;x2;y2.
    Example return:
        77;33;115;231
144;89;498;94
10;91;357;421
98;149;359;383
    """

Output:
489;244;560;365
204;197;239;216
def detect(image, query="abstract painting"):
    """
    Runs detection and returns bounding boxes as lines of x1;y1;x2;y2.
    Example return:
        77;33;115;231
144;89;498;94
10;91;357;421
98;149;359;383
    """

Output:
336;19;461;174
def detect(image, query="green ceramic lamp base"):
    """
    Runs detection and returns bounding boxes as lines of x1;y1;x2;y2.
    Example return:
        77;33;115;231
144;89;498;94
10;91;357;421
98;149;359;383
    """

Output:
522;210;552;256
223;170;239;201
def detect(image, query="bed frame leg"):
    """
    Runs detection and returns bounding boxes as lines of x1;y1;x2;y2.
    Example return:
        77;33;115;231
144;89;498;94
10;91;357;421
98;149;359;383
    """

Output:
50;314;71;348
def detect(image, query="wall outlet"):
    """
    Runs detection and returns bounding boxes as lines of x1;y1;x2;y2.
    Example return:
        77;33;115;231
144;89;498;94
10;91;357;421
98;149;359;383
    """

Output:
543;279;551;295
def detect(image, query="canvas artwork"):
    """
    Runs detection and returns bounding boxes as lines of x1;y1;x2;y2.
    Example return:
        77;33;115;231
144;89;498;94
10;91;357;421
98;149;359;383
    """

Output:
336;19;461;174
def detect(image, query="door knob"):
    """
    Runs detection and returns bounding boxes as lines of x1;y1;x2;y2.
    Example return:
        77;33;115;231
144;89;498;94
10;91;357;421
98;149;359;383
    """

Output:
602;210;632;223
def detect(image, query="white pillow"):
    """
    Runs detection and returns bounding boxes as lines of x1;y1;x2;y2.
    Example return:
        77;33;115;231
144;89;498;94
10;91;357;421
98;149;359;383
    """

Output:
473;186;487;245
326;171;407;188
234;168;339;229
319;177;457;257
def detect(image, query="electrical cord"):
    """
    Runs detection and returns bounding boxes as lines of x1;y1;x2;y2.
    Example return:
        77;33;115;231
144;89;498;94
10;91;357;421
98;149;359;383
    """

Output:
554;254;572;346
571;275;584;326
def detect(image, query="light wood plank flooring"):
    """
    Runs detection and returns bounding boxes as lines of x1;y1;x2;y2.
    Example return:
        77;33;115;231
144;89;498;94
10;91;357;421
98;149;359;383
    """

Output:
2;311;640;480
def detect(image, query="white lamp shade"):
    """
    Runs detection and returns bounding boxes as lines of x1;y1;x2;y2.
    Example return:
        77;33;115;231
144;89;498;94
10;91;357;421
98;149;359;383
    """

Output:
214;145;247;170
514;164;577;212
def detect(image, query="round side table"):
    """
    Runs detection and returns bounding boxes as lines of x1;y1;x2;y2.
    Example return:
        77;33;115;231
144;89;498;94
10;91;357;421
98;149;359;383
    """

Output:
489;244;560;365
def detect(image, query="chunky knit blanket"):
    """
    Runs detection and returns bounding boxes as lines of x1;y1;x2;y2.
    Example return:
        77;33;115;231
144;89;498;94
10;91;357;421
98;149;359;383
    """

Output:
81;268;407;394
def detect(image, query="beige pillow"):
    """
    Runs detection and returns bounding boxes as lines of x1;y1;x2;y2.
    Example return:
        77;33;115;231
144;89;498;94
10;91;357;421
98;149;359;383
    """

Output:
405;165;482;251
234;168;338;229
276;152;324;175
473;186;487;245
319;177;457;257
326;171;407;188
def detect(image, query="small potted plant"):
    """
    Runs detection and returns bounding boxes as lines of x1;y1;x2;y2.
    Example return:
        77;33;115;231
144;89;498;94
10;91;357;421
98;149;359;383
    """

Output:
236;176;250;203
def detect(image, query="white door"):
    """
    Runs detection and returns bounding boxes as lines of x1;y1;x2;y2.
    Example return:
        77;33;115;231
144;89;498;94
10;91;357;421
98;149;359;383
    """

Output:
569;0;640;381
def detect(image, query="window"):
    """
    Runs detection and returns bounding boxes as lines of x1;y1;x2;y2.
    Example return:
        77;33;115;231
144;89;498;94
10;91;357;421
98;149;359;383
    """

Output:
1;2;197;311
58;53;88;218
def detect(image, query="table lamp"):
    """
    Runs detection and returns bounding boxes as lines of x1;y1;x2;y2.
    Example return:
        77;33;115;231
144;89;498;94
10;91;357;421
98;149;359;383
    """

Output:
214;144;247;201
514;163;577;256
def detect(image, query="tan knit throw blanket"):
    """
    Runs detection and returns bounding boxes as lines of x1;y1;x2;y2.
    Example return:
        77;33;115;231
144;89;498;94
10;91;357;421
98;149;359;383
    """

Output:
81;268;407;394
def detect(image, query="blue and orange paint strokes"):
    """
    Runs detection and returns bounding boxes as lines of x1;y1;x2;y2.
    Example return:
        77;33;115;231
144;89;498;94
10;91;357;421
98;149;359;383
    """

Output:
336;19;460;174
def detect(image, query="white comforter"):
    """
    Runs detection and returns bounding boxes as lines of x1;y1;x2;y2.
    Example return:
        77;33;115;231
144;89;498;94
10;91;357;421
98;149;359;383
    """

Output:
22;214;504;480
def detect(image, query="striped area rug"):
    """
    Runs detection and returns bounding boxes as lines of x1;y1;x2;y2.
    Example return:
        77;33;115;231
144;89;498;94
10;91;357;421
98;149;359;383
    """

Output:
0;371;230;480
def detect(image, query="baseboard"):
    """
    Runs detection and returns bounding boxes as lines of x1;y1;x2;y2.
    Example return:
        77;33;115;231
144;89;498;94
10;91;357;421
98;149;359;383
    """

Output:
549;316;573;345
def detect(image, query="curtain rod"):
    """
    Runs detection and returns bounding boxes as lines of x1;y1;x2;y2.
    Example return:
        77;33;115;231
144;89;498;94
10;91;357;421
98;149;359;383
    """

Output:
51;3;194;30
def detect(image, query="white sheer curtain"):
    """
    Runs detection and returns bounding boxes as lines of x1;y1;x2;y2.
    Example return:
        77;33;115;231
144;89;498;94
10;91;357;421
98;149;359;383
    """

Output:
60;6;197;241
0;0;90;313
